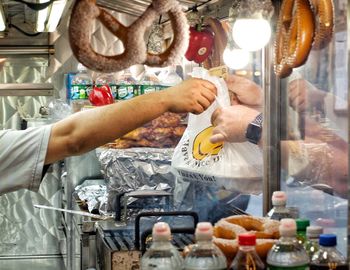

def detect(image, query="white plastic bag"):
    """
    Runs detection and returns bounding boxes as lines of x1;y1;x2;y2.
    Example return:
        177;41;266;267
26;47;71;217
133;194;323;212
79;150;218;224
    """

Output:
171;69;263;192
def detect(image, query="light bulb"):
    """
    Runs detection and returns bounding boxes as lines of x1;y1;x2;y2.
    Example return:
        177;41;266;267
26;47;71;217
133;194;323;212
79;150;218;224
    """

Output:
232;18;271;51
223;48;250;70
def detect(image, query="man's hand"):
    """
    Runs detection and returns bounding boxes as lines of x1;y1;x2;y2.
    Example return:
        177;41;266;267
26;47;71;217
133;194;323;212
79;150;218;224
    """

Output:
225;75;263;106
161;78;217;114
288;79;326;112
210;105;260;143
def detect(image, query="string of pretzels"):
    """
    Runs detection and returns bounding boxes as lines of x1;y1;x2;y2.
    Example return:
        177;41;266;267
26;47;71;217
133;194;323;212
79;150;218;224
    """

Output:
69;0;189;73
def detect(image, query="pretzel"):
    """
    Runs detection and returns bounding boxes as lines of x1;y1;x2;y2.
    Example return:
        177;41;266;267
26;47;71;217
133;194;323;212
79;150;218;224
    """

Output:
69;0;189;73
274;0;315;78
310;0;334;50
213;215;279;263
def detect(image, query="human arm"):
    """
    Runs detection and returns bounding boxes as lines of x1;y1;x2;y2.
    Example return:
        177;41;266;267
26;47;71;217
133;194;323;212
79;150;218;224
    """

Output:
225;74;263;106
45;78;216;164
210;105;261;145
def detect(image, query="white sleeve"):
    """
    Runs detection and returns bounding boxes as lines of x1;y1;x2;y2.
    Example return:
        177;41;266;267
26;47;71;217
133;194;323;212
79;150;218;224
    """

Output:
0;125;52;195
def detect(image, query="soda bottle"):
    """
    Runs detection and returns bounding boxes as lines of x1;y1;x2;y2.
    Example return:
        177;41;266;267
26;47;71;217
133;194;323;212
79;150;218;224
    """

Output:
267;191;293;220
310;234;348;270
229;233;265;270
267;218;309;270
141;222;183;270
184;222;227;270
296;219;310;245
304;226;323;259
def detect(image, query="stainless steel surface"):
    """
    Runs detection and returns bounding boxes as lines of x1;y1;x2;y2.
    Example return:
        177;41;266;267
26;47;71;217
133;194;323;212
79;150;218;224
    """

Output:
262;23;281;215
0;257;66;270
0;83;54;96
0;163;65;257
0;46;55;55
65;151;103;270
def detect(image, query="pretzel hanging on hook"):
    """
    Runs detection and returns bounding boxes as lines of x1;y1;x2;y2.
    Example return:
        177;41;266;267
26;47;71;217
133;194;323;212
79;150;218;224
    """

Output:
69;0;189;73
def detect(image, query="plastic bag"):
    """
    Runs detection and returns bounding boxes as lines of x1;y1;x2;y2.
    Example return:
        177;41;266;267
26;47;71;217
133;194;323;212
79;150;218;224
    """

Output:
171;68;263;192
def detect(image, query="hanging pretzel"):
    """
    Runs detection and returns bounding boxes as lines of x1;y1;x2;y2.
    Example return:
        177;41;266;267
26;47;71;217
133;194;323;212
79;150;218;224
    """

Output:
274;0;315;78
309;0;334;50
69;0;189;73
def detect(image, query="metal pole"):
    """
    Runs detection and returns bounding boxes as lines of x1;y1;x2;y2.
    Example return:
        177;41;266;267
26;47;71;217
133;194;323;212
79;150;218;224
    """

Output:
262;31;281;216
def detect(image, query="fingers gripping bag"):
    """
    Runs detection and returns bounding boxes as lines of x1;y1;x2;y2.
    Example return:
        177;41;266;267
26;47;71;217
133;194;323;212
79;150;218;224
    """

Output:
171;68;263;193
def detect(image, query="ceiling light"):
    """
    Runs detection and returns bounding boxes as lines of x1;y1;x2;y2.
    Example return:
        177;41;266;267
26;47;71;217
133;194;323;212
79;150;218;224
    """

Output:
232;18;271;51
36;0;67;32
223;48;250;70
229;0;274;52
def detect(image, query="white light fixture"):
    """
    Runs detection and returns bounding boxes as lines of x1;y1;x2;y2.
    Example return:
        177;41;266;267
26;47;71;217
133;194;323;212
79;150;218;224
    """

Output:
229;0;274;52
232;18;271;52
46;0;67;32
36;1;49;32
223;48;250;70
36;0;67;32
0;5;6;31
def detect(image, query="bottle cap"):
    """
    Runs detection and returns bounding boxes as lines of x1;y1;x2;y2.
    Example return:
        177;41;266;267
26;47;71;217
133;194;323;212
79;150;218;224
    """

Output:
195;222;213;241
319;234;337;247
272;191;287;206
296;219;310;231
152;222;171;241
238;233;256;246
306;226;323;239
279;218;296;237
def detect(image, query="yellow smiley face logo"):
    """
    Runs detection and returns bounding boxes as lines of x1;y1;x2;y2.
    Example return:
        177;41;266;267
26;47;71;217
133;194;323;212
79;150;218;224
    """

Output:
192;126;224;161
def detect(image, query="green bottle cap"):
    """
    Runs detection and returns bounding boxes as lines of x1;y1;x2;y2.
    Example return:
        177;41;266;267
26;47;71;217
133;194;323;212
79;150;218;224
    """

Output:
296;219;310;231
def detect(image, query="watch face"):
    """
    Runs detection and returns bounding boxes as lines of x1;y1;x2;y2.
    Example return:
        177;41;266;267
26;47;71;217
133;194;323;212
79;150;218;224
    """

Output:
246;123;262;144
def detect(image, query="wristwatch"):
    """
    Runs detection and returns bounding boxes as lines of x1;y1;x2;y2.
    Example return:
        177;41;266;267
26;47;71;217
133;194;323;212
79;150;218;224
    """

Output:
245;113;263;144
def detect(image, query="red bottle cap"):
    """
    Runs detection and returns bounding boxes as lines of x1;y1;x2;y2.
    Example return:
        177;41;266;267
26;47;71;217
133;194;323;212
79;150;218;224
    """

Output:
238;233;256;246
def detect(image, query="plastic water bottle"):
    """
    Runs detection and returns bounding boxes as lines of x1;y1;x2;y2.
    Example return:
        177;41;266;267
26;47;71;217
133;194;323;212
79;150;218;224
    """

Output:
296;219;310;245
140;67;160;94
267;218;309;270
116;68;137;100
141;222;183;270
184;222;227;270
71;63;93;100
160;66;183;87
95;73;117;99
229;233;265;270
310;234;348;269
305;226;323;260
267;191;293;220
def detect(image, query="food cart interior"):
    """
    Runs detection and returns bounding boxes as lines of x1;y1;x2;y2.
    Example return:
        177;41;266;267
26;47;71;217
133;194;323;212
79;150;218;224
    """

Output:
0;0;348;269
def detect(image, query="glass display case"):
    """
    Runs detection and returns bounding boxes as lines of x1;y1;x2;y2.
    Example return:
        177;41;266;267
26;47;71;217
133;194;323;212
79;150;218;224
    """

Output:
263;0;349;258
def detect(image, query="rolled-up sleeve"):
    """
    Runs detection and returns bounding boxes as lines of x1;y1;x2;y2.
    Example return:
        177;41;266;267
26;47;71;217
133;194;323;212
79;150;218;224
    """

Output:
0;125;52;195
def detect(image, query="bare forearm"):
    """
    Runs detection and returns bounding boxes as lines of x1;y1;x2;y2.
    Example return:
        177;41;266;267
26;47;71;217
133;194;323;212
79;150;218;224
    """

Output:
44;78;217;164
46;92;169;163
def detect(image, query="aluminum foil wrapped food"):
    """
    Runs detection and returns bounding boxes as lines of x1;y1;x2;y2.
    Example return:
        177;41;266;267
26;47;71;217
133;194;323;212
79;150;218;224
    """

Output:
74;181;108;214
97;147;177;214
105;112;187;149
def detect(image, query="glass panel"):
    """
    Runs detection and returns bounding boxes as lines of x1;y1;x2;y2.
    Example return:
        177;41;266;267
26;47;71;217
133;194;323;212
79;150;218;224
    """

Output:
279;0;348;256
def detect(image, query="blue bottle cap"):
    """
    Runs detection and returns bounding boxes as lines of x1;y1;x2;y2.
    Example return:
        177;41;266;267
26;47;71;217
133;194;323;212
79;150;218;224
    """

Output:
319;234;337;247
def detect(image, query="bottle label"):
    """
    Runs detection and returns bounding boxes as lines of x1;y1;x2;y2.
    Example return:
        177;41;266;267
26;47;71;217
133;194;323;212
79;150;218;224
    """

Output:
117;85;134;100
70;84;92;100
310;264;348;270
267;265;309;270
